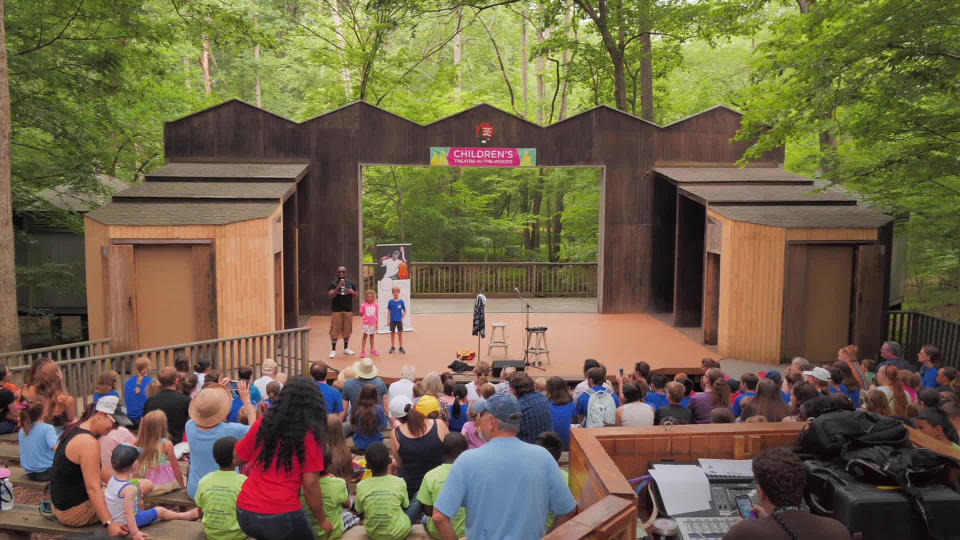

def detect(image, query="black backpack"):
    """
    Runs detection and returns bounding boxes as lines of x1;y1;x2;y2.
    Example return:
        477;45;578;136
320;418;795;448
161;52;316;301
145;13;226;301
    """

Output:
800;409;909;458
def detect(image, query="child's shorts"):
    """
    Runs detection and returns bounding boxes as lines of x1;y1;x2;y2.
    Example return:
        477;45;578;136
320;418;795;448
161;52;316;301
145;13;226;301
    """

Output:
390;320;403;332
135;507;159;528
361;324;376;335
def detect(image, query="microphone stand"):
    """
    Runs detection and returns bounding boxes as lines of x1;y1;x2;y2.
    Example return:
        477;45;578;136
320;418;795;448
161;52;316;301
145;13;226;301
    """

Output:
515;289;543;371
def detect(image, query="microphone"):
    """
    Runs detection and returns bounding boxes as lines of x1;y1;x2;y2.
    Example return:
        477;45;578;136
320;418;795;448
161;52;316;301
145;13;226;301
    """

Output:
515;287;521;297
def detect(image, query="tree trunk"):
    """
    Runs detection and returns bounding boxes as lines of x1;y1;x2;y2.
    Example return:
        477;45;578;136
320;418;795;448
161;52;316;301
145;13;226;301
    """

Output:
558;5;574;121
201;33;213;95
0;0;21;352
453;8;463;96
183;56;192;90
530;172;544;253
550;193;563;262
640;33;654;121
520;15;528;119
330;0;353;98
536;29;549;125
254;17;262;108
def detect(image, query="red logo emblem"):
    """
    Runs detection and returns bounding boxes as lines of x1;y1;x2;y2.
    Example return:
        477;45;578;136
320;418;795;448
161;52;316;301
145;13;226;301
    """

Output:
476;123;494;144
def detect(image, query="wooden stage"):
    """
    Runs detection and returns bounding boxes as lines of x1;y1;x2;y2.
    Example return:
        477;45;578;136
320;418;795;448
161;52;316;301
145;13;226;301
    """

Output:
310;298;716;379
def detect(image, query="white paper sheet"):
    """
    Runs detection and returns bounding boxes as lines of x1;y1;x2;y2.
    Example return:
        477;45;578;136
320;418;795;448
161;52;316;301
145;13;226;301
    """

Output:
697;458;754;478
649;464;712;515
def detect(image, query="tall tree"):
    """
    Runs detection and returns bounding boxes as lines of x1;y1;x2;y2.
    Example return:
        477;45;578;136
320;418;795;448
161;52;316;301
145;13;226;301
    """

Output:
0;0;20;351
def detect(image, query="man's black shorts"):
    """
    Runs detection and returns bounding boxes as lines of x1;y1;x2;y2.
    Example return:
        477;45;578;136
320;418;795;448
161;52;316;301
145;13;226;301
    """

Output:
390;320;403;332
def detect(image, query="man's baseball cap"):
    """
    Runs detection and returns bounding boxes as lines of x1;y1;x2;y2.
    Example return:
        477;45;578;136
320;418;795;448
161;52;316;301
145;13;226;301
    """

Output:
95;395;132;427
473;393;522;424
111;443;143;470
803;366;831;382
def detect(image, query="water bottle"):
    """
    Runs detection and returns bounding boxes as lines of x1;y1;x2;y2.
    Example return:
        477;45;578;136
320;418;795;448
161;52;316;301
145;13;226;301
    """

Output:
0;468;13;511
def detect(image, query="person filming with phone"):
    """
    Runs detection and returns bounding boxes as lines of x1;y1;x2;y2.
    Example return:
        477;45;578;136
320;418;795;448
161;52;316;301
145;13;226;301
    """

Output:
723;447;848;540
328;265;359;359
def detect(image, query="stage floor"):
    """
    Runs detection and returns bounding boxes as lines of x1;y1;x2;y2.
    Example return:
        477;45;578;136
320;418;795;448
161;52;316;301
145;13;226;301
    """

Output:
309;298;718;380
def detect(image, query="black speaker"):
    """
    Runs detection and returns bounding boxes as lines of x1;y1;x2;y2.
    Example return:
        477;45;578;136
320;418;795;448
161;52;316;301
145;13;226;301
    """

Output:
492;360;526;377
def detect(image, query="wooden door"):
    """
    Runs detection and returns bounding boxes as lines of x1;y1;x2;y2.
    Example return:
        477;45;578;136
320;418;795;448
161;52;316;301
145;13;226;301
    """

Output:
274;252;283;330
853;244;885;360
134;245;197;349
802;246;854;364
102;245;138;352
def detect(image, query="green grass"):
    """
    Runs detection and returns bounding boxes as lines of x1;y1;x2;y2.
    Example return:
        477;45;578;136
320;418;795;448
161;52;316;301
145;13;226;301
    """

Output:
902;283;960;322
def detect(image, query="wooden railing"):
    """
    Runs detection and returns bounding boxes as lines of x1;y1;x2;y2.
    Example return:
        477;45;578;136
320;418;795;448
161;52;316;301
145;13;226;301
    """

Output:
8;328;310;410
362;262;597;297
0;339;111;368
886;311;960;367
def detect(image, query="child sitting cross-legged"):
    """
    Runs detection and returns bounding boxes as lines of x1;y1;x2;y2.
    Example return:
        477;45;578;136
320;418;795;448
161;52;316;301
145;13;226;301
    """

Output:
418;432;468;539
106;444;198;540
355;441;411;540
194;436;247;540
536;431;572;531
301;446;351;539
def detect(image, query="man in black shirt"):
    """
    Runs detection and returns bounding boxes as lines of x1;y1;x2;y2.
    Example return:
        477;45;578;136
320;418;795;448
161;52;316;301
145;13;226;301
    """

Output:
143;366;191;442
328;265;358;358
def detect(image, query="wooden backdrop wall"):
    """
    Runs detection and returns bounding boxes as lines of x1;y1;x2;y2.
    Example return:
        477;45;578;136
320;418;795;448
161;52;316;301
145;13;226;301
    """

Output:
163;101;784;315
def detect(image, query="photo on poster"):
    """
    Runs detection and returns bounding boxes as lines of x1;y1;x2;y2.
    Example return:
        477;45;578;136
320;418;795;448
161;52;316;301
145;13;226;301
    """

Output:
375;244;413;333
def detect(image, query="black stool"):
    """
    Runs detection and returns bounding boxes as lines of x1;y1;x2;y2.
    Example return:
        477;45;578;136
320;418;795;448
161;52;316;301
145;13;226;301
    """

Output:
524;326;550;367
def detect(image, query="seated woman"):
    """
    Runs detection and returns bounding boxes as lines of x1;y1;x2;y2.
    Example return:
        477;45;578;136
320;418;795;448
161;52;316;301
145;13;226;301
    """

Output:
19;398;58;481
21;357;76;432
616;383;654;427
739;380;790;422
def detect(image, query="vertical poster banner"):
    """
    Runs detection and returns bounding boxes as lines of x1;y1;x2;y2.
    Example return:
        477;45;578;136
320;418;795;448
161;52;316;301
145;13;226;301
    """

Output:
374;244;413;333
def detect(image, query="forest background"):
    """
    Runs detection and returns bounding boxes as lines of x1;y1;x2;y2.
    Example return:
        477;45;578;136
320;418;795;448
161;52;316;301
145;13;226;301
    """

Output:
0;0;957;349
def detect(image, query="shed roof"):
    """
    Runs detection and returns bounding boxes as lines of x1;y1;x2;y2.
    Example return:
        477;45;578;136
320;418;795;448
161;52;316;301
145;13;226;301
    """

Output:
113;181;295;202
655;167;814;185
678;184;857;206
146;162;309;182
85;201;279;225
712;205;894;229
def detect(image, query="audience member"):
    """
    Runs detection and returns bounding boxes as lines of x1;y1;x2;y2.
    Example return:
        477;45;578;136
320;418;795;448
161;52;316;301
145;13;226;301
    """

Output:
786;357;811;379
782;382;820;422
572;359;611;401
193;357;214;397
93;370;120;403
727;379;741;401
352;384;389;451
917;387;942;411
253;358;286;397
419;433;469;540
740;380;790;423
833;361;861;405
632;361;652;385
265;381;281;406
689;368;730;424
234;376;332;540
389;394;447;522
722;447;849;540
510;372;553;443
878;341;915;372
460;401;485;449
142;366;190;443
534;377;547;395
432;393;577;539
325;415;358;482
440;377;456;407
876;364;913;417
936;366;958;393
50;396;129;534
173;354;190;375
644;374;669;411
422;372;445;403
802;366;831;395
837;344;868;392
18;398;58;481
180;372;199;398
0;387;15;434
356;442;410;540
135;410;185;495
302;445;350;539
389;365;417;404
944;401;960;435
478;382;496;399
576;367;620;427
676;376;694;407
343;358;388;412
901;369;921;402
617;383;654;426
781;371;803;404
195;436;247;540
0;364;19;398
494;367;515;394
546;376;576;448
228;365;263;423
21;357;76;430
655;381;694;425
416;395;443;419
448;384;469;432
186;382;255;499
535;431;572;531
918;344;941;389
333;366;355;392
863;389;891;416
731;373;758;418
464;361;489;403
710;407;734;424
124;356;154;429
913;408;960;447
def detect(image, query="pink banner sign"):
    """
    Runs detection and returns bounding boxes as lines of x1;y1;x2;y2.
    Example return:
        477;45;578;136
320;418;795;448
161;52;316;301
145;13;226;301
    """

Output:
430;147;536;167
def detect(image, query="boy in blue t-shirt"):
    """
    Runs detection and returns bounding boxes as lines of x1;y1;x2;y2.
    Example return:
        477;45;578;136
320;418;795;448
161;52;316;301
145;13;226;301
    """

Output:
387;286;407;354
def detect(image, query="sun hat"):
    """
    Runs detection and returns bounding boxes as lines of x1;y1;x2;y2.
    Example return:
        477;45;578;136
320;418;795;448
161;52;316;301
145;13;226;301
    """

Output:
354;357;379;380
189;384;233;427
472;393;522;424
95;395;132;427
415;395;442;417
389;395;413;419
111;443;143;470
803;367;831;382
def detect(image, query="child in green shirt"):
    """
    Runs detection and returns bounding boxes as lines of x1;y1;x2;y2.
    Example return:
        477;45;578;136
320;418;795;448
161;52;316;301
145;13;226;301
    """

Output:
355;442;411;540
301;446;350;539
195;437;248;540
418;432;468;540
536;432;571;532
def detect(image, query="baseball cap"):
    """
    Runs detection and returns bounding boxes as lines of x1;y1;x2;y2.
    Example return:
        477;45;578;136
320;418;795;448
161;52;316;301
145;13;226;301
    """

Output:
111;443;143;470
764;370;783;386
95;395;132;427
803;367;831;382
389;395;413;419
415;395;442;417
473;393;522;424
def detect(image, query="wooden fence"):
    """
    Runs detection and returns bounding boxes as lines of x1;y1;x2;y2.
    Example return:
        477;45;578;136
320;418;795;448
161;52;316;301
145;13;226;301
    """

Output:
7;328;310;410
886;311;960;367
363;262;597;297
0;339;111;368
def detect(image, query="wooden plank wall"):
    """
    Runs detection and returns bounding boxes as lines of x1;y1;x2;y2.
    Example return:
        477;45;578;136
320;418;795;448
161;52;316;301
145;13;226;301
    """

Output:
656;106;785;165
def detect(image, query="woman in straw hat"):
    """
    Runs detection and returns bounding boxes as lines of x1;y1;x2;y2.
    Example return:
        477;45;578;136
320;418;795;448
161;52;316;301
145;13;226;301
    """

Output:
185;380;256;499
234;376;332;540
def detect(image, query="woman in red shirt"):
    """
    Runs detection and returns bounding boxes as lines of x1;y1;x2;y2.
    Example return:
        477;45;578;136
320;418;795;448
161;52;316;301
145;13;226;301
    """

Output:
234;376;332;540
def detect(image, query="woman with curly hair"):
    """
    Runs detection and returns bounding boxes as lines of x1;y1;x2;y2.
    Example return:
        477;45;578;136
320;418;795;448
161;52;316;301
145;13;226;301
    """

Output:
235;376;332;540
20;357;76;430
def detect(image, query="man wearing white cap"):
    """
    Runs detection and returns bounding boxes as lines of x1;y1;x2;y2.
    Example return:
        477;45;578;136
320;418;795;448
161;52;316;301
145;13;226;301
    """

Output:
253;359;285;398
803;366;832;395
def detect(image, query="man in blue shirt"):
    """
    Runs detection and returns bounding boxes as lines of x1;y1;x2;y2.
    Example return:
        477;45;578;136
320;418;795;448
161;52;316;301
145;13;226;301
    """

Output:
227;365;262;423
575;367;620;425
732;372;758;418
310;360;345;419
433;394;576;539
878;341;916;372
509;372;553;444
644;374;669;411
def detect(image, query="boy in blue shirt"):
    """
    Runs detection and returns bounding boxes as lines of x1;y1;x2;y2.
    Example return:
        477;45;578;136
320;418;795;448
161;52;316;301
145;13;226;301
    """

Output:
644;374;669;411
387;286;407;354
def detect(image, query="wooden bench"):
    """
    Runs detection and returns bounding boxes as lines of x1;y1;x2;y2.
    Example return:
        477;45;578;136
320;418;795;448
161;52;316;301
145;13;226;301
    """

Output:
0;503;205;539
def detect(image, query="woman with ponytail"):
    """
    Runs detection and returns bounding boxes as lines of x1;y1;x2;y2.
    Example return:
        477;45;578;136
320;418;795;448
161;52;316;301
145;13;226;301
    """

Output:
688;368;730;424
124;356;154;429
19;398;58;481
448;384;469;432
876;364;912;417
